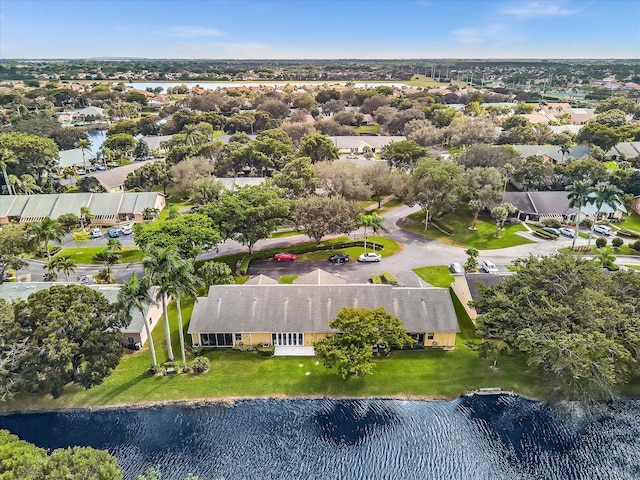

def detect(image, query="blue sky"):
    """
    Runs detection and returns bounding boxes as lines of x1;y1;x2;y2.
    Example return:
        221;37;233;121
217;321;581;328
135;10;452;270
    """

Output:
1;0;639;59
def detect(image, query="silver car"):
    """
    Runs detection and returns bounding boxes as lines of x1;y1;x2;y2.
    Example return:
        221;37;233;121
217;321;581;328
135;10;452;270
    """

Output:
358;252;382;262
559;227;575;238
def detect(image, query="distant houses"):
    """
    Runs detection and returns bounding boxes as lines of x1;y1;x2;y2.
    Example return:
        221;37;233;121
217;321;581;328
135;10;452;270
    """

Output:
0;191;166;225
509;145;592;164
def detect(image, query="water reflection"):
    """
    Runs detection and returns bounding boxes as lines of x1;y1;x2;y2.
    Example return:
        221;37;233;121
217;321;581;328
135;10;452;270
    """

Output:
0;396;639;480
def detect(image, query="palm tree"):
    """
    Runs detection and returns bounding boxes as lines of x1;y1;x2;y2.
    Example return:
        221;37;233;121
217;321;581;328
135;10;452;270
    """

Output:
369;212;390;252
28;217;66;262
79;206;92;230
16;174;41;195
359;213;373;253
142;245;186;361
0;148;17;195
566;180;593;249
597;246;616;270
587;183;623;249
468;199;483;231
56;256;77;282
117;274;158;370
94;248;121;282
500;163;515;193
167;261;202;372
76;139;91;172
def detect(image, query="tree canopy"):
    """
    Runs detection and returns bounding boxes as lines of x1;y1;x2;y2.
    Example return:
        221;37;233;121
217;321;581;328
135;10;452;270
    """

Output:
314;307;414;378
473;254;640;400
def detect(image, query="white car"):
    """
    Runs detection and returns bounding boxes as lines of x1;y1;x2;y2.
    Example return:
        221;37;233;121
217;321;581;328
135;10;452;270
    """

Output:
481;260;499;273
559;227;575;238
594;224;612;236
120;224;133;235
90;227;102;238
358;252;382;262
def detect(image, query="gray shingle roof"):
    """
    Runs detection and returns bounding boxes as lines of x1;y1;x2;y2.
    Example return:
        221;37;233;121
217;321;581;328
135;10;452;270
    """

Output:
188;284;459;335
244;274;278;285
293;269;346;285
90;161;154;190
503;191;627;216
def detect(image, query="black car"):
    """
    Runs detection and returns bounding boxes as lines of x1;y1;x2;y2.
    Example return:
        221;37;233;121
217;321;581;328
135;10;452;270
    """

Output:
541;227;560;237
328;253;350;264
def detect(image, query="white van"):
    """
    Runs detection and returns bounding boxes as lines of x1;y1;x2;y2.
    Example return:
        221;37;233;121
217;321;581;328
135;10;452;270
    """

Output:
90;227;102;238
594;224;612;236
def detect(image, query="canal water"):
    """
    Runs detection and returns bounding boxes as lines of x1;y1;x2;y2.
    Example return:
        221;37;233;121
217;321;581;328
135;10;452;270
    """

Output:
0;395;639;479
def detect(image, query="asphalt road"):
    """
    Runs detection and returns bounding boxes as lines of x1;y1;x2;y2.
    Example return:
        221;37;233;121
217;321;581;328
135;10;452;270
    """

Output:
18;205;640;284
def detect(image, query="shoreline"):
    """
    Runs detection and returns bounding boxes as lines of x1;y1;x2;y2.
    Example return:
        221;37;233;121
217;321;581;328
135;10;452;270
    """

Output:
0;393;476;415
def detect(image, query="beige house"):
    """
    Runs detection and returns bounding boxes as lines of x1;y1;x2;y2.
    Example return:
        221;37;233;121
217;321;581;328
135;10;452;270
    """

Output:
188;283;460;353
0;283;163;348
632;195;640;215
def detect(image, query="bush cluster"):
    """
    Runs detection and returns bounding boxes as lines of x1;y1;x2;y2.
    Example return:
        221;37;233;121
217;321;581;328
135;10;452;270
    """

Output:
617;228;640;238
541;218;562;228
534;229;557;240
192;356;210;373
632;239;640;251
370;273;382;284
596;237;608;248
612;237;624;248
382;271;398;285
256;343;275;357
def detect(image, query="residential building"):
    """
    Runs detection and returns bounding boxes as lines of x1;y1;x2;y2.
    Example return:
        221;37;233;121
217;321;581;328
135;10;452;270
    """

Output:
0;191;165;225
188;283;460;353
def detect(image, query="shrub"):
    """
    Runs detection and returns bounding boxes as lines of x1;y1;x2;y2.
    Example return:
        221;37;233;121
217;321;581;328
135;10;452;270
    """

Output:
632;239;640;251
541;218;562;228
617;228;640;238
256;343;275;357
612;237;624;248
163;361;178;374
192;356;210;373
534;229;557;240
370;273;382;284
596;237;607;248
571;245;591;252
382;271;398;285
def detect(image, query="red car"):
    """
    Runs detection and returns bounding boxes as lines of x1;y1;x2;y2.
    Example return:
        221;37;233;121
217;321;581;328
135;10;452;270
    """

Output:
274;252;297;261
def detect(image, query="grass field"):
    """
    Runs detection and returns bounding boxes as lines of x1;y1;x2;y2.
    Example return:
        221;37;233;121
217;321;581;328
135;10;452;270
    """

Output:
270;229;303;238
618;212;640;231
57;246;144;264
401;206;533;249
355;125;380;134
1;290;546;412
296;236;401;261
413;266;455;288
279;275;298;284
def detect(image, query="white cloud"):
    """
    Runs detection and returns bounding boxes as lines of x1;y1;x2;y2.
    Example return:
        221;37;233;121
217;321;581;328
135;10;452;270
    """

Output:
500;1;580;19
163;26;224;38
451;24;506;45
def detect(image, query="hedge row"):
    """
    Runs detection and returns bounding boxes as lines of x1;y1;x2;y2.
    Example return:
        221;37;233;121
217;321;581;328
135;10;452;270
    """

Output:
617;228;640;238
534;229;558;240
370;273;383;284
382;271;398;285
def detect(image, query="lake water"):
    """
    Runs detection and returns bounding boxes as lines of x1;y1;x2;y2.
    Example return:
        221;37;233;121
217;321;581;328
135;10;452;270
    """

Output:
1;395;639;480
87;129;107;153
128;81;408;92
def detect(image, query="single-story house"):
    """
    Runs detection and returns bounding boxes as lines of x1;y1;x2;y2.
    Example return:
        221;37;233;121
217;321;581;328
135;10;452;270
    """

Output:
0;282;163;348
331;136;406;154
503;191;627;223
509;145;592;165
632;195;640;215
136;135;174;156
188;284;460;352
88;161;155;192
58;148;97;169
0;191;166;225
606;142;640;161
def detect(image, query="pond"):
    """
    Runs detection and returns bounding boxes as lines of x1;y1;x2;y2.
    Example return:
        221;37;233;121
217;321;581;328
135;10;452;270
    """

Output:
1;395;639;479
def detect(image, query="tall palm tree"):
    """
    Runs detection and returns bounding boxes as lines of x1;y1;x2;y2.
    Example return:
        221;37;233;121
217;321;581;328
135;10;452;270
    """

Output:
369;212;390;252
0;147;17;195
500;163;515;193
94;248;121;282
142;245;185;361
76;139;91;171
56;256;77;282
28;217;66;262
117;274;158;370
167;261;202;372
79;206;93;230
566;180;593;249
359;213;373;253
16;174;41;195
587;183;623;249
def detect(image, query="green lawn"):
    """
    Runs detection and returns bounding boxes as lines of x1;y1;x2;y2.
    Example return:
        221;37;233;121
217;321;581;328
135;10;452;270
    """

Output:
296;236;401;261
401;206;533;249
413;266;455;288
355;125;380;134
368;198;403;214
1;291;546;412
57;246;144;264
559;245;638;256
271;229;303;238
279;275;298;284
618;212;640;231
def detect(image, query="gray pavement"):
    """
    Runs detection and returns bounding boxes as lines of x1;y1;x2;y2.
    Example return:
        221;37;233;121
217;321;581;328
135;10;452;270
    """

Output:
16;205;640;284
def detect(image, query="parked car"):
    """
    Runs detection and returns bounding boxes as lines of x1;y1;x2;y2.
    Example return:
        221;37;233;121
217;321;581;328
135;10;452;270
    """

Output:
541;227;560;237
76;169;86;176
120;224;133;235
358;252;382;262
274;252;297;261
559;227;575;238
449;263;464;274
95;164;106;171
594;224;612;236
90;227;102;238
108;228;120;238
481;260;499;273
328;253;350;264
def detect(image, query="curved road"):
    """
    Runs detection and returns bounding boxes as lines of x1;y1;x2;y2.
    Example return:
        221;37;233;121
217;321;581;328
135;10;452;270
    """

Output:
18;205;640;284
